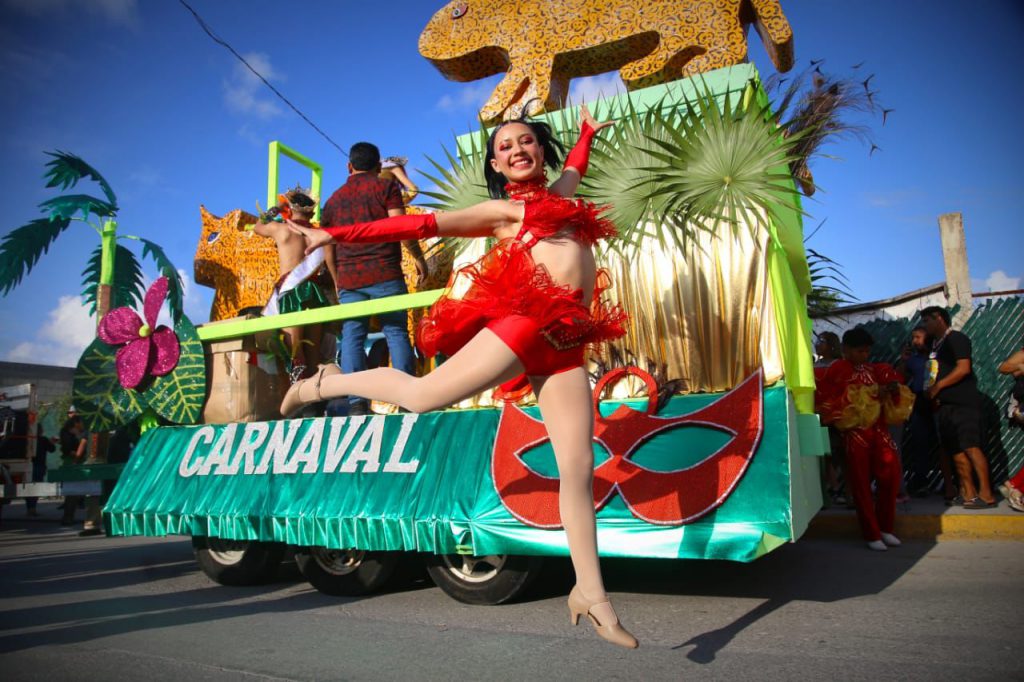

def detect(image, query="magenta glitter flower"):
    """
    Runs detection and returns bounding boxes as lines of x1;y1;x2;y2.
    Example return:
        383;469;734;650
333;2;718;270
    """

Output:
97;276;180;390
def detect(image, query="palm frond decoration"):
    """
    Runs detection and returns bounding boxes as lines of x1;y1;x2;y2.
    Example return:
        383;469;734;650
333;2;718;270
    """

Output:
0;217;72;295
765;66;882;196
576;96;692;250
806;246;856;315
419;126;491;257
638;79;805;247
39;193;118;221
43;151;118;209
81;243;145;314
139;238;185;323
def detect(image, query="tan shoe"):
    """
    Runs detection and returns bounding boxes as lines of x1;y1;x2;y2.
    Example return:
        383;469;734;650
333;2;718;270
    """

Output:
280;364;338;417
568;585;639;649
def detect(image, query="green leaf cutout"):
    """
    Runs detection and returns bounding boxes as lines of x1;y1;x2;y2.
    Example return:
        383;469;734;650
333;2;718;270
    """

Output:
81;243;145;314
73;338;147;432
145;316;206;425
38;193;117;221
0;217;71;295
139;238;185;324
43;151;118;209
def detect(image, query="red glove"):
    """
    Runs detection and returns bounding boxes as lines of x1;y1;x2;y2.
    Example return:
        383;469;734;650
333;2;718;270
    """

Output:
323;212;438;243
562;120;597;176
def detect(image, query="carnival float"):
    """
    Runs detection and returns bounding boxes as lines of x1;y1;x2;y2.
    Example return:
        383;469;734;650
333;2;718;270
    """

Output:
2;0;885;604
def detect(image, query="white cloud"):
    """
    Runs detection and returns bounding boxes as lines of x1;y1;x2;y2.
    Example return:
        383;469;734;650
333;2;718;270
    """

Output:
0;0;139;27
5;295;96;367
567;73;626;105
984;270;1021;293
223;52;283;120
435;81;495;112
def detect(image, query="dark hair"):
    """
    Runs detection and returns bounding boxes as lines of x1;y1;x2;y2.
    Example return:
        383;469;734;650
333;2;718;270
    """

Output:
60;415;82;433
816;330;840;351
349;142;381;172
911;324;928;335
842;327;874;348
920;306;951;326
484;109;564;199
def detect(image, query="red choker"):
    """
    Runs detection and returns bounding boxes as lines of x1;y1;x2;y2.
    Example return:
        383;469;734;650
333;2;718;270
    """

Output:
504;178;551;201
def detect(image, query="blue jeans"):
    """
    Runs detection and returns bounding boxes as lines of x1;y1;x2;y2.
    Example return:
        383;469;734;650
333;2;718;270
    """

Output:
337;278;415;407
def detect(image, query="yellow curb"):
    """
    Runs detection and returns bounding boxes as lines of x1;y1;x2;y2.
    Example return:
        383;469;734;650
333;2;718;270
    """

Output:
806;513;1024;541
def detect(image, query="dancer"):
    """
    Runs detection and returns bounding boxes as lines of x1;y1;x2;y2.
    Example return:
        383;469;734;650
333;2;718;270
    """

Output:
282;105;637;649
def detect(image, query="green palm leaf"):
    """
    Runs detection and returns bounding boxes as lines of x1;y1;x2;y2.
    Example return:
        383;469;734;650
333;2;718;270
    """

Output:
73;338;148;432
640;80;805;246
0;217;72;295
39;193;117;221
146;316;205;424
81;243;145;315
139;238;185;323
419;127;491;257
43;151;118;208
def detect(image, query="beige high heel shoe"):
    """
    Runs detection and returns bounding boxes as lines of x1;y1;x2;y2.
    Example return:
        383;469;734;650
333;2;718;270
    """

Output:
280;364;339;417
568;585;639;649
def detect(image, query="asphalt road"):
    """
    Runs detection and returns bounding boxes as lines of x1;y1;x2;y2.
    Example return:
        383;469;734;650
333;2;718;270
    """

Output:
1;503;1020;681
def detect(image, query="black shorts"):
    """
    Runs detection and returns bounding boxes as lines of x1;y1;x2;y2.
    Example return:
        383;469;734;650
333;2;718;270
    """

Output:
936;403;983;454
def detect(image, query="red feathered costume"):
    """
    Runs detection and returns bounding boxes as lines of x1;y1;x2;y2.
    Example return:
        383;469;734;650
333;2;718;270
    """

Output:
816;360;914;542
417;180;627;399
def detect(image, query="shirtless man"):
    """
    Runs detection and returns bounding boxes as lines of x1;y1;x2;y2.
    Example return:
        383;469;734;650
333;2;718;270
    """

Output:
254;188;333;380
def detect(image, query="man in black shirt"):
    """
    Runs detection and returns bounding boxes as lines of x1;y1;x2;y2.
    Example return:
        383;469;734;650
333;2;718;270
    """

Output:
921;306;995;508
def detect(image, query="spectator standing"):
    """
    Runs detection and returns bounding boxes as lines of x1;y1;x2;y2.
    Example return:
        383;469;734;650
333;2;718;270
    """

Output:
321;142;427;415
897;325;957;501
813;331;848;506
58;414;86;526
996;344;1024;511
24;425;55;517
921;306;996;508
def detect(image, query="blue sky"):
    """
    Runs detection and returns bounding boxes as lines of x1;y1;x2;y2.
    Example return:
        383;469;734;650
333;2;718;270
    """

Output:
1;0;1021;366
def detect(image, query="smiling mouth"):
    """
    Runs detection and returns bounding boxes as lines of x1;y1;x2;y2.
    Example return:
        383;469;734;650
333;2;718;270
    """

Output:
510;157;533;170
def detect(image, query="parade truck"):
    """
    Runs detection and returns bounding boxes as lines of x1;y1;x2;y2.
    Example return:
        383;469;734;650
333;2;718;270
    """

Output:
83;58;835;605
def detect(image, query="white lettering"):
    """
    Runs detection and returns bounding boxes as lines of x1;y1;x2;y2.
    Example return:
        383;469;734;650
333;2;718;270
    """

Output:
224;422;270;475
178;426;215;477
340;415;384;473
201;423;238;476
285;420;324;474
324;416;364;473
383;414;420;473
255;420;301;474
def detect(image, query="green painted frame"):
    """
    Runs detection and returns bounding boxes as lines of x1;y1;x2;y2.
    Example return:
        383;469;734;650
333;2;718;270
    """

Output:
267;140;324;223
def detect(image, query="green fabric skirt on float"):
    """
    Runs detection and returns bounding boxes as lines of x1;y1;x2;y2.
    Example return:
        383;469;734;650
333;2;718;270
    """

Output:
277;280;331;314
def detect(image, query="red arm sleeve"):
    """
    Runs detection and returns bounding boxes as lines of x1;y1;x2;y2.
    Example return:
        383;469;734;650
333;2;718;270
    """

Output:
323;212;438;244
562;120;597;176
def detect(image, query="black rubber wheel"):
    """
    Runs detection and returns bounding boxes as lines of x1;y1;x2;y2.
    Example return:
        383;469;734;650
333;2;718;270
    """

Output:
191;536;286;586
424;553;544;605
294;547;400;596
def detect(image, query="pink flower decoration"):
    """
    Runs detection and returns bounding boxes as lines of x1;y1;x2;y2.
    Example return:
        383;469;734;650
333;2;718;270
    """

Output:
98;276;180;390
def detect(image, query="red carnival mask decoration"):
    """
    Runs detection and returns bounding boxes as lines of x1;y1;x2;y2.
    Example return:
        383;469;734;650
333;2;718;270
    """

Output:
491;367;764;528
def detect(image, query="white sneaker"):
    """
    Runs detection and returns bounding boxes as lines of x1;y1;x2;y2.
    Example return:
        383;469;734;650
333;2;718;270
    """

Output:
880;532;902;547
866;540;887;551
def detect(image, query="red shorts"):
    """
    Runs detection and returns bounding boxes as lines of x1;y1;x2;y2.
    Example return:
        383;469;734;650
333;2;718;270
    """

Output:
486;315;585;377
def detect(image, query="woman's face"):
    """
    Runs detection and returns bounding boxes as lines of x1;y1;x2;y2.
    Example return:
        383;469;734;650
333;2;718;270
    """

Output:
490;122;545;183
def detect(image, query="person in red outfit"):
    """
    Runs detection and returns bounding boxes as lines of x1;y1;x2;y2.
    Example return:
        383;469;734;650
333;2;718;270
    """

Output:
817;327;914;551
281;105;637;649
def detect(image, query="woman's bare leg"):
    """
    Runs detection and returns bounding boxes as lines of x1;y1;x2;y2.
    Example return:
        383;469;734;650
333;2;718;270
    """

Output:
531;368;619;625
299;328;525;413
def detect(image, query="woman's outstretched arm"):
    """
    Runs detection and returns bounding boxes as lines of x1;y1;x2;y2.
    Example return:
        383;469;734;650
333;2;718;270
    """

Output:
548;104;614;199
286;200;522;255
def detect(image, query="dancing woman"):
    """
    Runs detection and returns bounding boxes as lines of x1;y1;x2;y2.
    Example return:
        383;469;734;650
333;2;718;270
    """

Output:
282;106;637;649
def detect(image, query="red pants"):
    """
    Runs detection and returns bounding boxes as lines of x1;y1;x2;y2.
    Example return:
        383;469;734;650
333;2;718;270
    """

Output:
843;426;901;541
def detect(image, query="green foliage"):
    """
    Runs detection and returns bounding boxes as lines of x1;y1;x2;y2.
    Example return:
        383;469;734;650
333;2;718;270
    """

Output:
72;317;207;431
419;127;492;257
0;217;71;295
146;317;205;425
806;247;855;316
73;338;146;432
640;80;804;249
81;243;145;314
38;193;117;221
43;151;118;208
139;238;185;323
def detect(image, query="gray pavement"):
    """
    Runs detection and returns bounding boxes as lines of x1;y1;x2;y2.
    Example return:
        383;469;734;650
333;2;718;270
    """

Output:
1;501;1021;681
